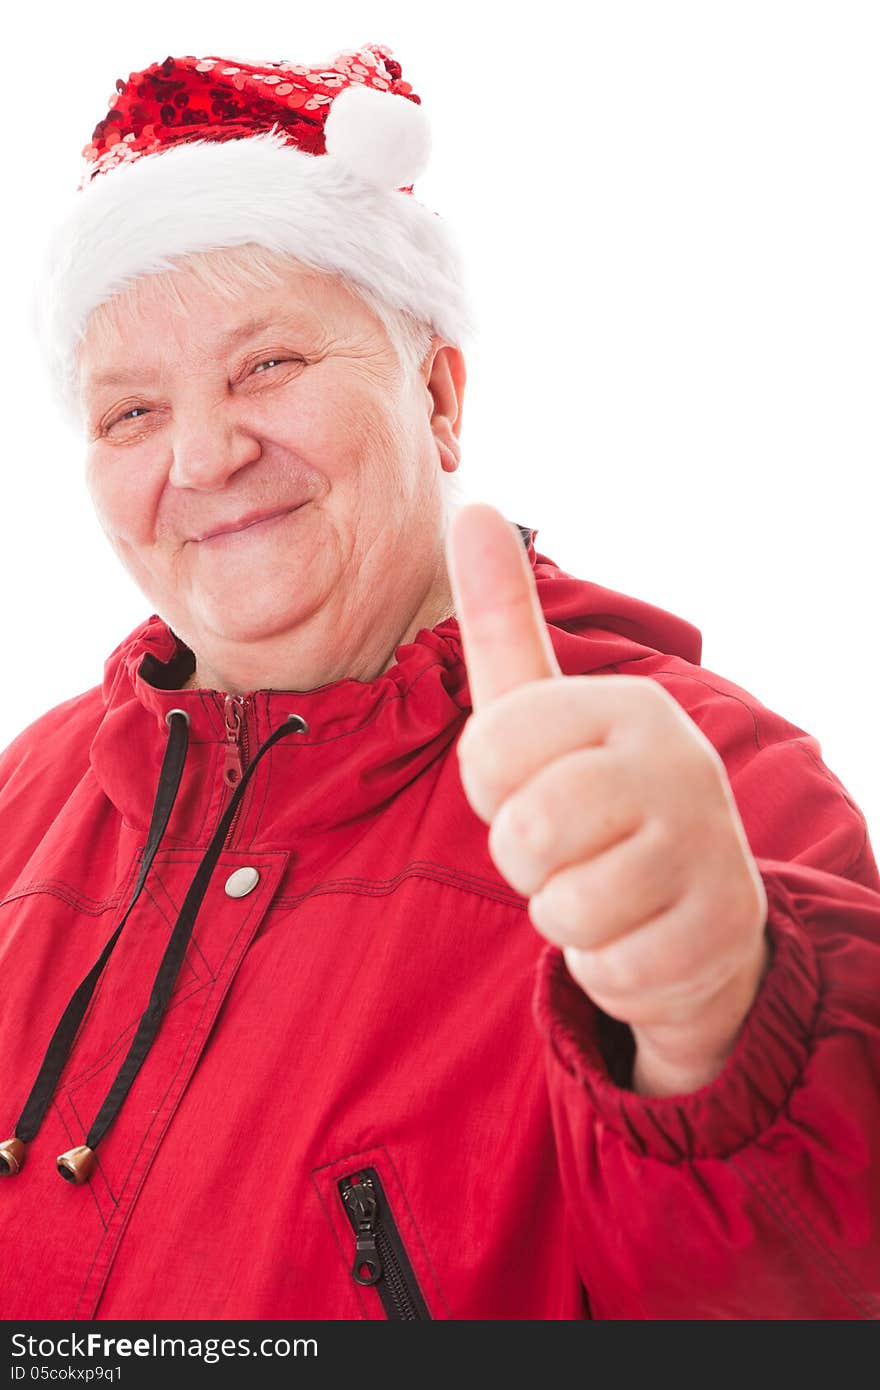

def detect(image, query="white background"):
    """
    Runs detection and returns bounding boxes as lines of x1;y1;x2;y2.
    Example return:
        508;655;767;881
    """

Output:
4;2;878;841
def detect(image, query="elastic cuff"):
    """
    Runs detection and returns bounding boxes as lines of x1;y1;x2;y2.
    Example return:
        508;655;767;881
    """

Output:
532;874;820;1159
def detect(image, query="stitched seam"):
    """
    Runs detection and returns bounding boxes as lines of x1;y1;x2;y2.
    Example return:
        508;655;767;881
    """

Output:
1;883;130;913
21;853;145;1068
74;870;276;1317
743;1154;880;1315
66;1089;118;1210
836;829;871;885
145;873;214;979
608;661;764;751
270;861;527;911
0;843;142;915
791;741;871;836
227;759;258;853
610;662;872;883
145;869;207;963
69;852;207;1040
192;743;219;845
52;1096;109;1233
198;689;224;738
311;1148;384;1176
266;660;465;751
116;986;219;1200
63;978;209;1093
380;1146;452;1318
74;972;226;1317
733;1153;880;1318
286;859;509;887
246;728;274;842
61;853;209;1087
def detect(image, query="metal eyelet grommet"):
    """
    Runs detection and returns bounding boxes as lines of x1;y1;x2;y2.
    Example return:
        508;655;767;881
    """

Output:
0;1137;26;1176
56;1145;95;1184
285;714;309;733
165;708;191;728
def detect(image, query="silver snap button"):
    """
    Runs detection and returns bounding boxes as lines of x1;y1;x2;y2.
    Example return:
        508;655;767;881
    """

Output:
224;867;260;899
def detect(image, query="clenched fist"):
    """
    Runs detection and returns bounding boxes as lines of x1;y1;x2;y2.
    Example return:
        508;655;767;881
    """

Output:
445;503;771;1097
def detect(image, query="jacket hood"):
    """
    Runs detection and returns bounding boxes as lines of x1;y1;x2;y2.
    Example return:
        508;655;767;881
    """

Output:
90;523;702;849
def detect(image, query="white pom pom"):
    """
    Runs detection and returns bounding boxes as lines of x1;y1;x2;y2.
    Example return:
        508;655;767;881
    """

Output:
323;83;431;189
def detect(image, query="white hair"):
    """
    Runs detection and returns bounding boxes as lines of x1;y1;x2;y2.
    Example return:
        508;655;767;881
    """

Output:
77;242;469;527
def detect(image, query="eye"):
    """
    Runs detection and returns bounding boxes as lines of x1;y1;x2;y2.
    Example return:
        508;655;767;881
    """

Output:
105;406;149;432
251;357;293;374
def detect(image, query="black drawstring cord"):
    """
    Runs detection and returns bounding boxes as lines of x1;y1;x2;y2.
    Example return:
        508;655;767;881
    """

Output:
0;706;308;1184
57;709;308;1183
0;708;192;1179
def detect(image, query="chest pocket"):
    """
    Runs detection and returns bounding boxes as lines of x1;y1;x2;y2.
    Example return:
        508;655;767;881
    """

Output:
312;1144;449;1320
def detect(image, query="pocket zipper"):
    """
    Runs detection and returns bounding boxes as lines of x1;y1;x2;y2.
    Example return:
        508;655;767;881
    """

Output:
339;1167;432;1320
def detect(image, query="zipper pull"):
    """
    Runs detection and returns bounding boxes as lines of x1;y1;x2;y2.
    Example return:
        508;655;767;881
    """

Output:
343;1176;383;1285
222;694;245;788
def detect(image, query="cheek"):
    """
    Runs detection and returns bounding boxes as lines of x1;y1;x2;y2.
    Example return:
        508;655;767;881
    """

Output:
86;451;161;543
307;370;401;472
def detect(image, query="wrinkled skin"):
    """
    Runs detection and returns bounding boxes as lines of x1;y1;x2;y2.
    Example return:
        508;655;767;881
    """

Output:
79;260;465;696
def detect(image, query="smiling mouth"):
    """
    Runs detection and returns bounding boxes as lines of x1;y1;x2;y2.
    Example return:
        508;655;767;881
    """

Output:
198;503;308;544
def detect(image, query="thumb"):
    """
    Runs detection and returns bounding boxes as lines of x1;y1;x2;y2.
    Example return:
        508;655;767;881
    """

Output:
446;502;561;711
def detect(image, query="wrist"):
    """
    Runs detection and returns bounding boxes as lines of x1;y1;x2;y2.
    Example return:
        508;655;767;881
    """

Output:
631;932;772;1097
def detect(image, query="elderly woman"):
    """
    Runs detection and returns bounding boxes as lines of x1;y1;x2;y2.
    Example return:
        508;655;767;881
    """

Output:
0;44;878;1322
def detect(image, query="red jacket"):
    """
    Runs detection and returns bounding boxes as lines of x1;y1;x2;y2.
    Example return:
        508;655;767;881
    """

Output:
1;525;878;1320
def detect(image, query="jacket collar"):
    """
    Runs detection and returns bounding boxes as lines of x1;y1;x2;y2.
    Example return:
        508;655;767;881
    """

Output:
89;523;702;848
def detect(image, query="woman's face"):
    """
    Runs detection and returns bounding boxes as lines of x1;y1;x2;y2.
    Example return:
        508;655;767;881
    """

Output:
78;258;464;689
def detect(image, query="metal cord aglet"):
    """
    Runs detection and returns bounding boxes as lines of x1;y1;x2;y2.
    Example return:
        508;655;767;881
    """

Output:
56;1145;95;1184
0;1137;26;1175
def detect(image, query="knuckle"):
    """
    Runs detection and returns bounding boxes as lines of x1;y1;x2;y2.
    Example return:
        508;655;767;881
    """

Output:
640;816;685;882
459;716;505;783
488;810;542;897
649;679;679;713
586;881;636;945
592;936;651;1001
689;745;730;807
552;874;584;925
504;791;553;858
533;870;587;941
626;675;670;714
487;810;516;873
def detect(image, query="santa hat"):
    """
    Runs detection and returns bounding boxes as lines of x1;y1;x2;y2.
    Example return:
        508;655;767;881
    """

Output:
32;43;476;428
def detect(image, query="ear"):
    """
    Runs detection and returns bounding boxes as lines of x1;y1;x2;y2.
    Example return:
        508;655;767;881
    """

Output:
421;337;467;472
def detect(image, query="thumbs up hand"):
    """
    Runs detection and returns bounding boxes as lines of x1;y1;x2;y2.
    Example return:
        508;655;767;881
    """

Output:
445;504;770;1097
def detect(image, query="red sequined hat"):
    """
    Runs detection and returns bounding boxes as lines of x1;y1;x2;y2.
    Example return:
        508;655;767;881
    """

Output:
33;43;476;427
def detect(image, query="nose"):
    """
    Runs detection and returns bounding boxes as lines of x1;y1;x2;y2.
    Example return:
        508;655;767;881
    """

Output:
167;403;263;491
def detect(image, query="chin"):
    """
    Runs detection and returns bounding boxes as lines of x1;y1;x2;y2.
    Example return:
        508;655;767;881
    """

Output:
195;592;317;647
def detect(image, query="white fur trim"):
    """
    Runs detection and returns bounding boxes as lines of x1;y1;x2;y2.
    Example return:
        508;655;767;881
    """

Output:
31;128;477;429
